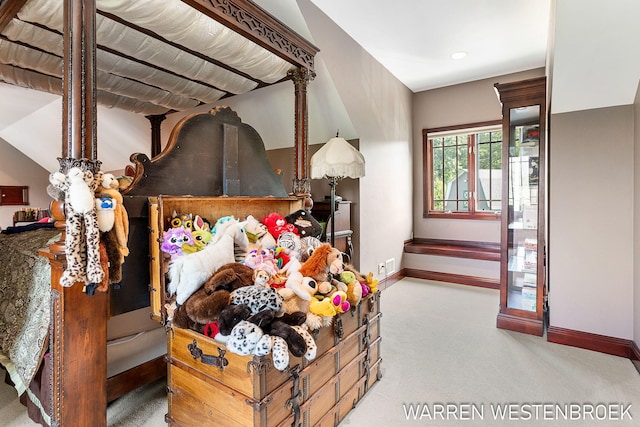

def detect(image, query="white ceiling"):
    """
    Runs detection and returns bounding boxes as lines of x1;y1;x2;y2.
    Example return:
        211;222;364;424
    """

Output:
309;0;551;93
296;0;640;114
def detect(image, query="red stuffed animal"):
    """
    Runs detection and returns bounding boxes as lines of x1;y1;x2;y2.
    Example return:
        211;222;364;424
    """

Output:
262;212;298;239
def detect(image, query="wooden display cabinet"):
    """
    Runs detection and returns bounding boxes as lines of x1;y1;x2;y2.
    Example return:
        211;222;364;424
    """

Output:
494;77;547;336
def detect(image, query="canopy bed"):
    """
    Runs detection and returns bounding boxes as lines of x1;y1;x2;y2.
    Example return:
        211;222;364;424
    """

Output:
0;0;318;425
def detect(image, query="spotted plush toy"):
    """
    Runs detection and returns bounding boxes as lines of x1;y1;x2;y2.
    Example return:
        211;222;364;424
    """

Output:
49;167;104;289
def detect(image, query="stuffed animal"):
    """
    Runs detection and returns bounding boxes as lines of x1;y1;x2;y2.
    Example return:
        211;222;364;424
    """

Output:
167;219;246;306
243;249;278;274
182;215;212;254
344;263;379;294
262;212;298;239
299;243;345;286
50;167;104;288
285;209;323;239
222;308;316;370
95;173;130;283
95;197;116;233
171;262;254;331
216;304;253;336
299;236;322;262
309;297;337;317
209;216;249;262
278;272;327;330
161;227;194;260
203;262;254;294
229;285;284;316
252;268;273;287
339;270;363;307
244;215;277;251
168;211;193;230
276;232;301;257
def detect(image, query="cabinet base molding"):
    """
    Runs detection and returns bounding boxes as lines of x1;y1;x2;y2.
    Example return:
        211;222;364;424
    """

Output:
631;342;640;375
496;312;544;336
404;268;500;290
547;326;632;358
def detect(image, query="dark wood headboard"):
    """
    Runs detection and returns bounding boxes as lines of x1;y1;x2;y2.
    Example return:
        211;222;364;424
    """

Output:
113;106;289;315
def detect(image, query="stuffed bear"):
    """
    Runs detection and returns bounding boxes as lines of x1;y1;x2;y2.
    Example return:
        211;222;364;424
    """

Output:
285;209;323;239
262;212;298;239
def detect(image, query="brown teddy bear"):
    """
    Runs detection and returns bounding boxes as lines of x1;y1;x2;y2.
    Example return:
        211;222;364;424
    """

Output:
171;262;254;332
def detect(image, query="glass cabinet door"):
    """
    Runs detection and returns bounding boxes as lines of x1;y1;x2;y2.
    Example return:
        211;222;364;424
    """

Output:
495;76;546;336
505;105;540;312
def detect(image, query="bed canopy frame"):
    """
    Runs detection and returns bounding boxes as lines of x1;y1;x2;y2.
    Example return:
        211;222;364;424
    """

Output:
0;1;318;425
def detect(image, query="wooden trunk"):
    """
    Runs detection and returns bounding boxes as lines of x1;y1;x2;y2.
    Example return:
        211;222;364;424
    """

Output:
167;295;381;427
149;196;382;427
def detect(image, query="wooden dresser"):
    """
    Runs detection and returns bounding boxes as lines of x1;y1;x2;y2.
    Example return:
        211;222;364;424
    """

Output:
311;200;353;259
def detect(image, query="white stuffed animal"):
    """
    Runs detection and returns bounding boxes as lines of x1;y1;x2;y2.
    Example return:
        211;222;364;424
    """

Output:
167;219;247;305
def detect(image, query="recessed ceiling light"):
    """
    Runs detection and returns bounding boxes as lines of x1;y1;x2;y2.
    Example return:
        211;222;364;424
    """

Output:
451;51;467;60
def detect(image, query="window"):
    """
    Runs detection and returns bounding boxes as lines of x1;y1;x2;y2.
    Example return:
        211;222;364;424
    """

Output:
423;121;502;219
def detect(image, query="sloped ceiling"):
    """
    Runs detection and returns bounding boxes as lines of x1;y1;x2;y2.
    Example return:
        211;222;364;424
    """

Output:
2;0;639;173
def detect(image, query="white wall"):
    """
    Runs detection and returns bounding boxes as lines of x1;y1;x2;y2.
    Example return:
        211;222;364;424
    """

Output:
0;138;51;229
634;85;640;347
299;0;413;278
549;105;634;340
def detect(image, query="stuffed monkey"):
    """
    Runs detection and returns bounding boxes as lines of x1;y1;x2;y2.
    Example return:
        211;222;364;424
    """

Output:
95;173;130;284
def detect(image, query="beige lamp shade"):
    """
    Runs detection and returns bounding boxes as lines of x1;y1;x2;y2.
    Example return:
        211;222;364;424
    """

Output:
310;137;365;179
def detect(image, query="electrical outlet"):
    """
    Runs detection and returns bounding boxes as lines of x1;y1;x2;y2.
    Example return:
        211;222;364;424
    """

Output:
385;258;396;274
377;262;385;275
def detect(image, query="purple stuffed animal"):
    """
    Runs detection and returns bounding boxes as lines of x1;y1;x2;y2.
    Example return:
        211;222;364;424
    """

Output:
161;227;194;260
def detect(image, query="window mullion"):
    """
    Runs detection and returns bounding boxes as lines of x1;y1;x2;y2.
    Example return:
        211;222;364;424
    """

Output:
468;134;475;214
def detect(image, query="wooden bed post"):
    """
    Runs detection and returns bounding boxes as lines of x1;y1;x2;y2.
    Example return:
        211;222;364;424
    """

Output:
40;0;109;426
146;114;166;158
289;67;315;209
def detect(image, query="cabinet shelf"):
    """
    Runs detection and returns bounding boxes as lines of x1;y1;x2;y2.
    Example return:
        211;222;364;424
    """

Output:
495;76;547;336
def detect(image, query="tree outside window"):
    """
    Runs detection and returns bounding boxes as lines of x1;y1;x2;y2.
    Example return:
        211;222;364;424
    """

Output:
423;121;502;219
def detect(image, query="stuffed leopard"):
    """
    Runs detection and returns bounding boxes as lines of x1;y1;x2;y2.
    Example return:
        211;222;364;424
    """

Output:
49;167;104;291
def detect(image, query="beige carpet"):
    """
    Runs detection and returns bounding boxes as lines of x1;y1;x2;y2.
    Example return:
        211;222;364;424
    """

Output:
2;278;640;426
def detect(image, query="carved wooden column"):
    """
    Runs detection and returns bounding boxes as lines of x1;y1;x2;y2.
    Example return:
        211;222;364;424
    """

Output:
40;1;108;426
288;67;315;208
146;113;166;158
